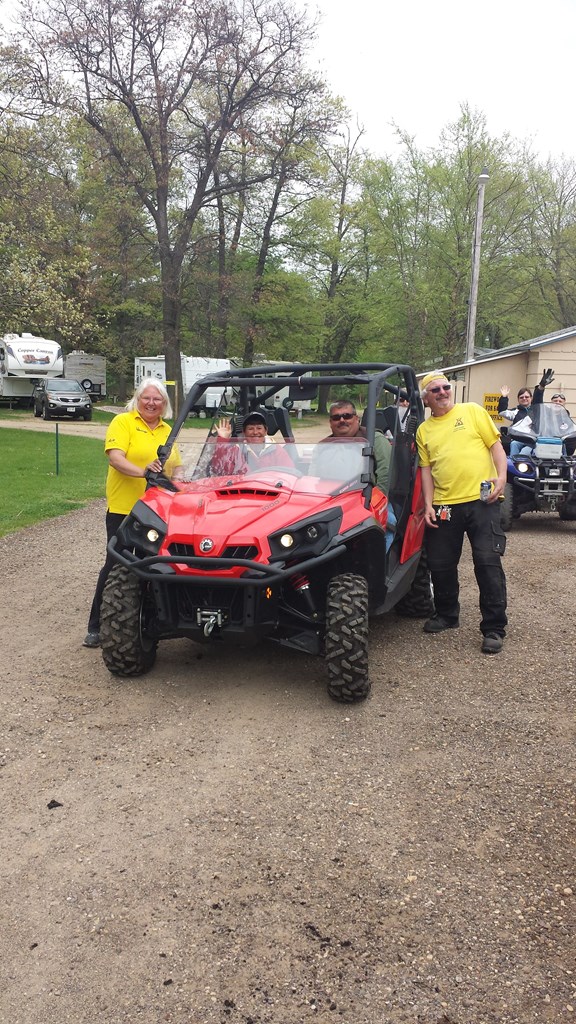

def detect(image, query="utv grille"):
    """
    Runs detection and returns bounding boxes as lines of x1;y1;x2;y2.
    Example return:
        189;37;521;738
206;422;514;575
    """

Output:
168;542;195;557
222;545;258;559
217;486;279;498
168;542;258;560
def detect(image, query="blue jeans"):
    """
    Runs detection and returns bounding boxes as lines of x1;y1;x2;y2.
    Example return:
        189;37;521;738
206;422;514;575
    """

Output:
386;505;397;552
509;440;534;457
425;500;507;636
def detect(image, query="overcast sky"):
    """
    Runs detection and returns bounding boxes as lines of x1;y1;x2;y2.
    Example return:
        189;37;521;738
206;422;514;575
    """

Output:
309;0;576;161
2;0;574;163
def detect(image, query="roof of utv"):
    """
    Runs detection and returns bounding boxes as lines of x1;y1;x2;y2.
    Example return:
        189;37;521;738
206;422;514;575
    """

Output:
162;361;422;447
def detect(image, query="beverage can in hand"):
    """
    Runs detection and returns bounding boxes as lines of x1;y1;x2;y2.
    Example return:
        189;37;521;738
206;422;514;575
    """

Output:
480;480;492;501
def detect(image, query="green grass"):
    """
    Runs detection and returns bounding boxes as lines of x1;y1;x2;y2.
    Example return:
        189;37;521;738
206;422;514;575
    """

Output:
0;406;326;536
1;428;107;536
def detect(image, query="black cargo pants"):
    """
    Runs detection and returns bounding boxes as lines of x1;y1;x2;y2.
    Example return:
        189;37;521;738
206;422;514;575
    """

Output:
425;500;507;637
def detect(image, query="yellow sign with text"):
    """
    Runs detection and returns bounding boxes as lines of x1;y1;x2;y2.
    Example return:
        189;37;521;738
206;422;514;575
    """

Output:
484;392;505;423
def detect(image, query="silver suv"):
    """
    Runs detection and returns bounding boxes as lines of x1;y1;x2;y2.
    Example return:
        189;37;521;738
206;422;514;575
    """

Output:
32;378;93;420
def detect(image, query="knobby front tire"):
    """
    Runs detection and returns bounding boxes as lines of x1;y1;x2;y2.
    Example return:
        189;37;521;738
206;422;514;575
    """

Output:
325;573;370;703
100;565;158;676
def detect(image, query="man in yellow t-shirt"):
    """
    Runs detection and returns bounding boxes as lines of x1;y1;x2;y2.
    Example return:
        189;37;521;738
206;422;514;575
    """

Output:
416;373;508;655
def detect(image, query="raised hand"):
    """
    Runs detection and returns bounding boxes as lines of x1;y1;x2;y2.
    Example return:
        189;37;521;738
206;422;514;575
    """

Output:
538;368;554;388
215;417;232;439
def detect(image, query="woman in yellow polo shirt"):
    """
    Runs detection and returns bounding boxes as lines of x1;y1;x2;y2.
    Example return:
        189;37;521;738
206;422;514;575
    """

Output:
83;380;180;648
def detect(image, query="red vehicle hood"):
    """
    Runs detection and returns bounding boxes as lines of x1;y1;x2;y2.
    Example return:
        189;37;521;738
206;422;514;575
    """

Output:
144;471;366;562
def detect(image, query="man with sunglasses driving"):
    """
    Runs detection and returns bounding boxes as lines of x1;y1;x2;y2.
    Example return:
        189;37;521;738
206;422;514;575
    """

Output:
316;400;391;493
416;373;508;655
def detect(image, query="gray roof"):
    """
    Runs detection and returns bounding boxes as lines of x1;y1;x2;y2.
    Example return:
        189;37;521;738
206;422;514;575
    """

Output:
418;325;576;379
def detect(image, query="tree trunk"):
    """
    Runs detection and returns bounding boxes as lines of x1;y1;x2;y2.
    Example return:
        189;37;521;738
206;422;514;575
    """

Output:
213;163;247;360
243;165;287;365
159;252;183;415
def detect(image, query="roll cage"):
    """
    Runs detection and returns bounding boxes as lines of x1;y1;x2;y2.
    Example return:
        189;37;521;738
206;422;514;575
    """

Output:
155;361;423;512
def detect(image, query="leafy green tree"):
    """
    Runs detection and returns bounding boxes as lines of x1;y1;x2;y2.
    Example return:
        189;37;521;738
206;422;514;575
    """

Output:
177;93;342;365
71;121;164;395
363;106;542;367
1;0;324;404
238;98;342;365
285;129;379;408
524;157;576;330
0;117;97;341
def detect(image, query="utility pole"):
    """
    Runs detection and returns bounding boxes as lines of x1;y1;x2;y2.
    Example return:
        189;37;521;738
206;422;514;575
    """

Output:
465;167;490;367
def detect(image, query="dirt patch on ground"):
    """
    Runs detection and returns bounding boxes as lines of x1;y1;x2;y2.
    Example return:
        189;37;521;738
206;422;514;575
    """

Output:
1;421;575;1024
0;414;110;439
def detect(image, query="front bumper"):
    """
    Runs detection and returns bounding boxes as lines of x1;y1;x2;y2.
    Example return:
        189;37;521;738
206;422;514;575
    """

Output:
49;400;91;414
107;536;348;645
510;457;576;510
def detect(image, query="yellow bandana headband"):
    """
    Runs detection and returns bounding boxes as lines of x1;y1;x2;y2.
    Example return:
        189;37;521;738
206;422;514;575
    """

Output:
420;372;449;391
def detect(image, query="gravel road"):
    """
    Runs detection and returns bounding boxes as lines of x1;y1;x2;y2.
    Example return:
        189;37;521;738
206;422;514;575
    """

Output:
1;418;575;1024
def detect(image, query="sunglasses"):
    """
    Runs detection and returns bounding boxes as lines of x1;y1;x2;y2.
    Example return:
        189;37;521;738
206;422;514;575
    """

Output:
552;394;566;401
428;384;451;394
330;412;355;421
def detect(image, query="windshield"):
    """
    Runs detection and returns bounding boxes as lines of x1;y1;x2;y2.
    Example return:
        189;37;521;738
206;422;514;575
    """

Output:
162;431;370;494
47;379;85;393
510;403;576;442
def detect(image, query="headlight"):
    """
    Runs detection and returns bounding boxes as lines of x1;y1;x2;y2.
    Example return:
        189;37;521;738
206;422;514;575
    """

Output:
269;508;343;561
517;462;530;473
116;501;167;555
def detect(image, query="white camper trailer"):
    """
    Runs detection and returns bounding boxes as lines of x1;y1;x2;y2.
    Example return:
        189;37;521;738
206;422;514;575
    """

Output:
0;332;63;403
134;355;233;414
64;351;107;401
254;361;313;413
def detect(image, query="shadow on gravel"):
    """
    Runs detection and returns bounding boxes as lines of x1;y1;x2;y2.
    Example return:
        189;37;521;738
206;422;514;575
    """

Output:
505;511;576;534
100;635;328;705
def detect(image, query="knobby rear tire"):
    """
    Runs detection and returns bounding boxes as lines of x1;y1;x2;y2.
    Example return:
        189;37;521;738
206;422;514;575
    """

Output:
325;573;370;703
394;547;434;619
100;565;158;676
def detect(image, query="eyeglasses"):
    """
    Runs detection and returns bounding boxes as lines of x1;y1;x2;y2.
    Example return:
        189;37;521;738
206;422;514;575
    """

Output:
428;384;451;394
330;412;355;421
